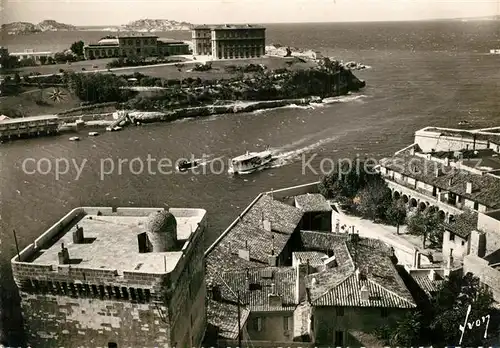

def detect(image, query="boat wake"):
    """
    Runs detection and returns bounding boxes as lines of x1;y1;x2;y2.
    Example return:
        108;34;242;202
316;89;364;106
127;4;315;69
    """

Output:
269;135;340;168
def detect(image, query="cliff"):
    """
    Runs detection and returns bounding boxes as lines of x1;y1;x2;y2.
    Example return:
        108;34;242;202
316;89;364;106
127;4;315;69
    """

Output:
120;19;193;32
1;20;77;35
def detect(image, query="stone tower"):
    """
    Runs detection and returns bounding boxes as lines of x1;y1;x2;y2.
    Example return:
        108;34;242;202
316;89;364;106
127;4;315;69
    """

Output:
146;210;178;252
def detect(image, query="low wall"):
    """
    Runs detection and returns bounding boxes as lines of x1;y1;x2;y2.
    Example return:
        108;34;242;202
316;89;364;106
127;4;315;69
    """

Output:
265;182;320;200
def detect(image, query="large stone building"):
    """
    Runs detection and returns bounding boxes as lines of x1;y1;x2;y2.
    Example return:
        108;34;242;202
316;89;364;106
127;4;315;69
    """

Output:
0;115;59;141
192;24;266;59
204;184;417;347
11;206;207;347
83;35;190;60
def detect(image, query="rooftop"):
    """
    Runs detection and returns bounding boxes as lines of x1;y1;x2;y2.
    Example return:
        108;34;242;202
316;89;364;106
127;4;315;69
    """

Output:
409;271;445;297
24;207;205;274
207;298;250;340
0;115;58;124
445;211;478;238
380;154;500;209
206;193;303;276
419;126;500;146
306;237;416;309
193;24;265;30
294;193;332;212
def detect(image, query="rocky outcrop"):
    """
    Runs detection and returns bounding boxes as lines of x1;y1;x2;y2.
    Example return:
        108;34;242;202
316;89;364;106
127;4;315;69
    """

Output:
1;20;77;35
130;97;322;123
121;19;193;32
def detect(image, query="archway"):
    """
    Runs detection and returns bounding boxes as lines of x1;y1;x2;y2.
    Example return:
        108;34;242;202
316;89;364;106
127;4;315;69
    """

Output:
418;201;427;212
449;215;456;223
402;195;409;204
409;198;418;209
438;210;446;221
427;206;438;215
393;191;401;200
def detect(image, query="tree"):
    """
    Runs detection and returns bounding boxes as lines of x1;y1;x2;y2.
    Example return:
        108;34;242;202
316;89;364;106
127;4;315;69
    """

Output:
407;210;444;248
39;56;47;65
386;199;407;234
13;73;21;84
429;272;497;347
355;175;392;221
376;311;423;346
70;40;85;57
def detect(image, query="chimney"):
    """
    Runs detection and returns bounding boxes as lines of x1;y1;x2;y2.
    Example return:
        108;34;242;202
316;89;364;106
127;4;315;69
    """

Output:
268;284;282;307
263;219;272;232
268;254;277;266
413;248;418;268
470;230;486;257
355;268;364;281
466;182;473;194
447;248;454;269
444;157;450;166
296;261;308;303
238;241;250;261
409;147;415;156
323;255;337;269
58;243;70;265
435;167;443;177
428;269;438;281
360;285;369;301
137;232;150;253
73;224;84;244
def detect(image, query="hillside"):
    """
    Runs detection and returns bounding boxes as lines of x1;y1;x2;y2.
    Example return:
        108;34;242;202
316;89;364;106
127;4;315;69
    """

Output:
121;19;193;31
1;20;77;35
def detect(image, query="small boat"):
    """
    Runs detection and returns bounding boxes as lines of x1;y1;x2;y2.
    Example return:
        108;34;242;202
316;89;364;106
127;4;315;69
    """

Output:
69;136;80;141
177;159;200;172
229;149;274;174
106;126;122;132
88;131;99;136
490;49;500;54
458;120;470;126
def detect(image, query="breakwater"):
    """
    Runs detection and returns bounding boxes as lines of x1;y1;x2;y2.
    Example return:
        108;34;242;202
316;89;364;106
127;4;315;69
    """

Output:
131;96;323;123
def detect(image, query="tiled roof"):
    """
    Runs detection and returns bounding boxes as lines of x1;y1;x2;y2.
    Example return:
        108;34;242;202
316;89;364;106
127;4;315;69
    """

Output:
294;193;332;212
194;24;265;30
299;231;351;268
308;238;416;309
216;267;298;312
410;273;444;297
206;298;250;340
293;251;328;267
206;194;303;276
445;211;478;238
380;154;500;209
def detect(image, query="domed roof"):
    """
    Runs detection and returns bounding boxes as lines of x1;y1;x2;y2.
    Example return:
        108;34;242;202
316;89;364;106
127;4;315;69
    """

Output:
146;210;177;234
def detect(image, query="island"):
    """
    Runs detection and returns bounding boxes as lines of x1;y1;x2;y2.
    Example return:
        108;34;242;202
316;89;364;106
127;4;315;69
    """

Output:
1;20;77;35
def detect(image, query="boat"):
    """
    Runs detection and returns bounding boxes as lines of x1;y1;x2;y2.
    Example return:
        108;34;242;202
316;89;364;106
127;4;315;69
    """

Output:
88;131;99;136
228;149;274;174
106;126;122;132
176;159;200;172
69;136;80;141
490;49;500;54
458;120;470;126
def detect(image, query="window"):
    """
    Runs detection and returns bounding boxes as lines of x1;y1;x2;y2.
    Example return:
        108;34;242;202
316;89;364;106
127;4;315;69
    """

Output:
336;307;344;316
462;240;466;246
335;331;344;346
283;316;291;331
381;308;388;317
108;343;117;348
310;315;314;331
252;317;262;332
450;233;455;241
474;202;479;210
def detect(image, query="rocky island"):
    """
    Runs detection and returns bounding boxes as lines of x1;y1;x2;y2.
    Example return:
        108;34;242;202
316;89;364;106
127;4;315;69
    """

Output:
1;20;77;35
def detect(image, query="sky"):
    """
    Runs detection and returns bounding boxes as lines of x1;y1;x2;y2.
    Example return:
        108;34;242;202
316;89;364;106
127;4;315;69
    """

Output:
2;0;499;26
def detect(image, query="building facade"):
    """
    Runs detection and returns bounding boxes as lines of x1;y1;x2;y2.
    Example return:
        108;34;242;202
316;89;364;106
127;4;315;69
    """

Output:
0;115;59;141
11;206;207;348
192;24;266;59
83;36;190;60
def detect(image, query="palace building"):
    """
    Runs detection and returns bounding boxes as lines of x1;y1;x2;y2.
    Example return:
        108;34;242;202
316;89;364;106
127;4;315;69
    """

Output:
83;35;190;60
11;206;207;348
192;24;266;59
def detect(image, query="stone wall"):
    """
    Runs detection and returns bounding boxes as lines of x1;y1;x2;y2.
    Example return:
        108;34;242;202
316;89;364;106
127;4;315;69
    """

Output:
313;306;409;346
20;294;170;348
463;255;500;302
